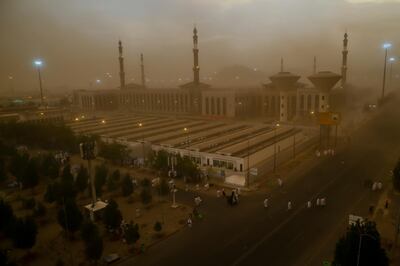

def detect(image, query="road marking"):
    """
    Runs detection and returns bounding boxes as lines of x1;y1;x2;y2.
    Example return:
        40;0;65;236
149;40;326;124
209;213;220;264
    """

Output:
230;173;341;266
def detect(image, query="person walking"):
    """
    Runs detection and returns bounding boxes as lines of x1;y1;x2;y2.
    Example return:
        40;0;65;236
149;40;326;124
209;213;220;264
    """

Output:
287;201;292;211
321;198;326;207
222;188;226;198
264;198;269;208
307;201;312;208
278;178;283;187
316;198;320;207
187;217;192;228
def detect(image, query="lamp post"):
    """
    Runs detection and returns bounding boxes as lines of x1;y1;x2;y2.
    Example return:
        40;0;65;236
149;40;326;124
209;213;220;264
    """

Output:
138;123;145;165
79;141;97;222
8;76;14;95
389;57;395;90
184;127;189;158
381;43;392;100
171;188;178;208
34;60;44;107
273;123;280;173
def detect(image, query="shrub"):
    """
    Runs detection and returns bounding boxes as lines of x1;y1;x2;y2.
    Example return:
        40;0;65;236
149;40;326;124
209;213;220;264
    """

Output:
140;188;152;205
22;198;36;210
154;221;162;232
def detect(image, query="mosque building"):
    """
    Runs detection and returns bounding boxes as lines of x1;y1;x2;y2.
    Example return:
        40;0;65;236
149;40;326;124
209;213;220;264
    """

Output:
73;27;347;122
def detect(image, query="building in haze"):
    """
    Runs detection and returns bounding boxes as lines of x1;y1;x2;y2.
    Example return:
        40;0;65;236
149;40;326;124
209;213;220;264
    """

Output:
73;28;344;122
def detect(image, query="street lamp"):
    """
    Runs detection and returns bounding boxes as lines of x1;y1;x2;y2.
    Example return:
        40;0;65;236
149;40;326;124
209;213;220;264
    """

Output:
184;127;190;158
273;123;280;173
8;75;13;95
34;59;44;107
389;57;395;90
381;43;392;100
138;123;145;165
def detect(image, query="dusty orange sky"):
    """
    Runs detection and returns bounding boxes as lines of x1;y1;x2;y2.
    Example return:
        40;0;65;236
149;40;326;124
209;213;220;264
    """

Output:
0;0;399;94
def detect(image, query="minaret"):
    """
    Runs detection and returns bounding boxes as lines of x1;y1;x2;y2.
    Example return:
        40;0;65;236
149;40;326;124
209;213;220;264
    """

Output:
140;53;146;88
118;40;126;89
313;56;317;74
341;32;348;88
280;57;284;72
193;26;200;84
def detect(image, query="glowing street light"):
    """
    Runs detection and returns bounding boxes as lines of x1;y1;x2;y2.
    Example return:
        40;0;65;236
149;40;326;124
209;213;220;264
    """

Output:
184;127;190;158
138;123;145;165
381;43;392;100
383;43;392;49
33;59;44;107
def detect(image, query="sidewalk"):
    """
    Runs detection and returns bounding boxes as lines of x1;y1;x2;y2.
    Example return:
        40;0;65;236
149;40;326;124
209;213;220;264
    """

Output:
373;188;400;264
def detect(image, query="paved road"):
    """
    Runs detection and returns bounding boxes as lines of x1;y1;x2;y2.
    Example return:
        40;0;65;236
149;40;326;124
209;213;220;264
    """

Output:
120;95;400;266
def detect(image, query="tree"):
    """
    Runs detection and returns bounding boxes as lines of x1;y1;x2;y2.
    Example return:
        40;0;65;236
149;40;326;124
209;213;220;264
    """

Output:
75;165;89;193
151;150;169;173
176;156;201;182
39;153;60;178
121;174;133;197
21;159;39;189
80;220;99;243
94;164;108;197
140;188;152;205
154;221;162;233
33;202;47;217
99;142;128;164
140;177;151;188
22;197;36;210
57;199;83;236
0;198;15;232
11;217;37;249
107;175;118;192
45;178;77;205
61;164;74;184
0;158;6;183
111;169;120;182
80;220;103;264
159;178;170;196
9;153;29;182
44;183;57;203
102;199;122;231
393;159;400;192
0;249;15;266
85;234;103;265
333;221;388;266
124;221;140;246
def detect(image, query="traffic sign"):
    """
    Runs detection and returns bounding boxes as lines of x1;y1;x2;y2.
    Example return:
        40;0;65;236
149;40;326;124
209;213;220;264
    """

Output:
349;214;364;226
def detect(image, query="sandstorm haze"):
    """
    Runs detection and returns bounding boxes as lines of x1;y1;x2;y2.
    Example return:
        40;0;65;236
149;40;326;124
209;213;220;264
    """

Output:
0;0;399;93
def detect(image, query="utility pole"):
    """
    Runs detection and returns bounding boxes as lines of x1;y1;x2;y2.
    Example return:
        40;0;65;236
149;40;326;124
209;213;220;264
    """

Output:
273;123;280;173
80;141;97;221
34;60;44;107
381;43;392;100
